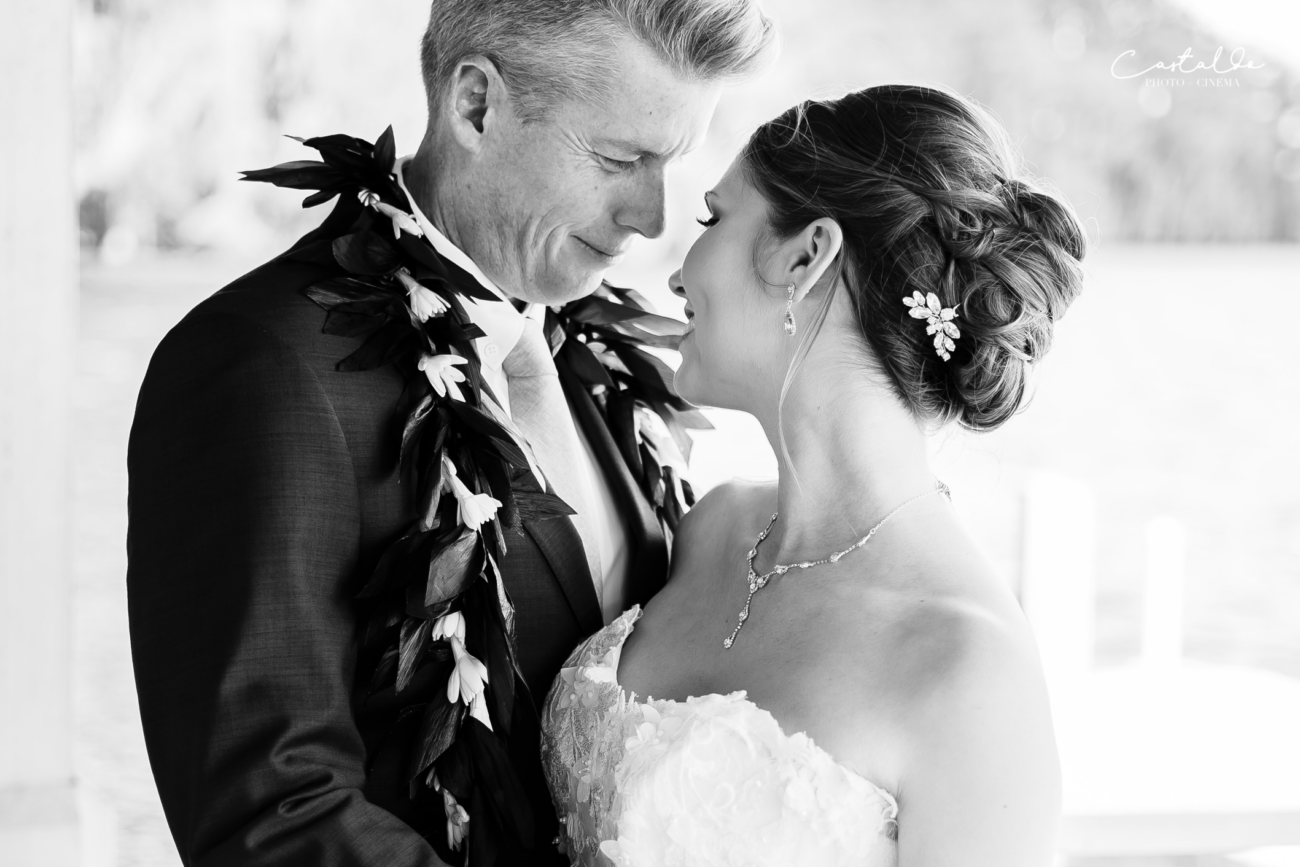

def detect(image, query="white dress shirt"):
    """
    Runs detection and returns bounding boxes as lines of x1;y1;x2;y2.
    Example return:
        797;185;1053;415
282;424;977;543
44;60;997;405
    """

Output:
395;157;630;623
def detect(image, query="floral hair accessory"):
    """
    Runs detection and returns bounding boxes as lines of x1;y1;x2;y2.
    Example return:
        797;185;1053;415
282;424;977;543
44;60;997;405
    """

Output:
903;291;961;361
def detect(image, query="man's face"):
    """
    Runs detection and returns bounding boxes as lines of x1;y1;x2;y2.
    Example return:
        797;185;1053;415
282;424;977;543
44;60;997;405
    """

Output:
451;37;720;305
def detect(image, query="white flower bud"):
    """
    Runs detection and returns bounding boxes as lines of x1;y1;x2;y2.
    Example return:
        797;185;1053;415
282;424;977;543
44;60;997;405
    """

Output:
418;354;468;402
446;636;489;706
431;610;466;644
375;202;423;239
439;784;470;850
442;455;502;530
396;269;448;322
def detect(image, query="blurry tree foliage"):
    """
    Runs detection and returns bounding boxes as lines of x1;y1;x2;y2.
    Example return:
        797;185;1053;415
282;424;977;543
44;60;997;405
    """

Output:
75;0;1300;256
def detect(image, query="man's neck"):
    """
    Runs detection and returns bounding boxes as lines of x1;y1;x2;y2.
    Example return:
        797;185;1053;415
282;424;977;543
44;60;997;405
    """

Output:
398;149;516;307
403;142;455;244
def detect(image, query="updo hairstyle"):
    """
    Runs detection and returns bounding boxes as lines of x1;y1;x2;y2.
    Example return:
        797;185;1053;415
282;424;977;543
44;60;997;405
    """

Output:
742;84;1086;431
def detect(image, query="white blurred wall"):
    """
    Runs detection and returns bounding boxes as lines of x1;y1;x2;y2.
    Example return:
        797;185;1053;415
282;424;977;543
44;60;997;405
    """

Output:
1;2;83;864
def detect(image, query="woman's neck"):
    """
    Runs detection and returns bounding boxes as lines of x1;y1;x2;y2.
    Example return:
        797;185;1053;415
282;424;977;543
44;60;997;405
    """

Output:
753;348;937;568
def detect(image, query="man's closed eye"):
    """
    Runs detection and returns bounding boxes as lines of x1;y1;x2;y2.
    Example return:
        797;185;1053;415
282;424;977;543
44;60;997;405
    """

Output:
595;153;640;174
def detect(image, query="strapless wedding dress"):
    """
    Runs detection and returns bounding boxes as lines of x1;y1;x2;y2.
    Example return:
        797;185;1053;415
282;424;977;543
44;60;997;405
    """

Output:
540;606;899;867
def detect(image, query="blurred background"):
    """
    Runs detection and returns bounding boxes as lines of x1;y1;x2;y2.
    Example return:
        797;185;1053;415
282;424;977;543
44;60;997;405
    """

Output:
3;0;1299;864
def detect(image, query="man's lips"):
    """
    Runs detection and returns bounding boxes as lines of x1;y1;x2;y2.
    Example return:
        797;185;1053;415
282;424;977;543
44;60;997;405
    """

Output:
575;237;627;261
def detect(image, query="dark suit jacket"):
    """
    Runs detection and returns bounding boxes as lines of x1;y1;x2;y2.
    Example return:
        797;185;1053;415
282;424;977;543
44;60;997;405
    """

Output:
126;242;668;866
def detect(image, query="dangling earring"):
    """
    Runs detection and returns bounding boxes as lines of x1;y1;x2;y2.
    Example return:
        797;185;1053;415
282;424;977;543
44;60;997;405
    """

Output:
783;284;797;336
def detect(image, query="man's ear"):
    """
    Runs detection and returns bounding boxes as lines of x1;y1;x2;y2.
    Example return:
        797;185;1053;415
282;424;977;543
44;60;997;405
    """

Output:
774;217;844;302
440;55;511;154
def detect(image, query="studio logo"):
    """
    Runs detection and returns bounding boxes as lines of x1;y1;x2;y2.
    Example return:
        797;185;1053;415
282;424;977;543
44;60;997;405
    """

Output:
1111;46;1265;88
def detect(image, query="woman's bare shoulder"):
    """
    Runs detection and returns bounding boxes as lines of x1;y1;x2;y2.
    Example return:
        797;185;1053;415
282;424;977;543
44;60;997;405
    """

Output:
853;546;1049;736
880;581;1060;863
799;537;1053;778
664;479;775;591
673;479;776;551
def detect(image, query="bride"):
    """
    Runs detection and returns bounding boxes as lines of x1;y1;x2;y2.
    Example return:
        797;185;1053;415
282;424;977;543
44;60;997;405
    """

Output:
540;83;1086;867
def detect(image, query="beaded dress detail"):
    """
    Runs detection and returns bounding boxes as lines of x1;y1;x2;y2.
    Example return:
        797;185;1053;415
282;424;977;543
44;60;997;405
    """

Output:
540;606;899;867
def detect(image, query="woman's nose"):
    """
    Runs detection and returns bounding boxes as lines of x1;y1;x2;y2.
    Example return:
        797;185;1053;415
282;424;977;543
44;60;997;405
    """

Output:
668;269;686;298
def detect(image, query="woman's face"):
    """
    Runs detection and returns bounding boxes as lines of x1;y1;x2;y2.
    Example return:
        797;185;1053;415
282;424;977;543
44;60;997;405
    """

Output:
671;161;789;412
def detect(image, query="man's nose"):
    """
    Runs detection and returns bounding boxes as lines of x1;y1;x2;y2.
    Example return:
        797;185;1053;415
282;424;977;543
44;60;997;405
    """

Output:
668;269;686;298
614;167;667;240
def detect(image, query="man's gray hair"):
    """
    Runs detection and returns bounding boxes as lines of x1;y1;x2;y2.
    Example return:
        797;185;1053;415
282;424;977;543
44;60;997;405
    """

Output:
420;0;776;121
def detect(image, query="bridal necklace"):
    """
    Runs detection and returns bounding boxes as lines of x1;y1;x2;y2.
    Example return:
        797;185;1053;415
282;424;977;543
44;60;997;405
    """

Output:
722;482;952;649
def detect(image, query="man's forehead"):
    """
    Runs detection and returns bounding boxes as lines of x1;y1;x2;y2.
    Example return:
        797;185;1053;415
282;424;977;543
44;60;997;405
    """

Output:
571;37;719;159
582;85;718;160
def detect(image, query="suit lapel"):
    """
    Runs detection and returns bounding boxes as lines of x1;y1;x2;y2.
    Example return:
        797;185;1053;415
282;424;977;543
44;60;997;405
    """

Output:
523;509;603;636
556;355;669;609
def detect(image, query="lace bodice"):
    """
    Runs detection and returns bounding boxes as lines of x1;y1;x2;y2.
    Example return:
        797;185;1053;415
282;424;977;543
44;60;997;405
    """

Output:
540;607;899;867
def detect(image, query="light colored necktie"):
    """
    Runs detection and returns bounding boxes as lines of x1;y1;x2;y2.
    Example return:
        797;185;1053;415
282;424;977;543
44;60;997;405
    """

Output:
503;317;604;596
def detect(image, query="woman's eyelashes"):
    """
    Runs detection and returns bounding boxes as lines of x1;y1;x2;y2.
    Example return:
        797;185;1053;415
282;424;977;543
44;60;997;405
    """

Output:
698;192;720;228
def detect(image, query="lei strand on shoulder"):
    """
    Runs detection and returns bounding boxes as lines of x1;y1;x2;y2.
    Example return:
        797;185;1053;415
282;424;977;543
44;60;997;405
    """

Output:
243;127;707;866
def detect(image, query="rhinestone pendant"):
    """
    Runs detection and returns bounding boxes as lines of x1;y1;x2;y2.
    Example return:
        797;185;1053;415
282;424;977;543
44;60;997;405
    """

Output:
783;309;797;336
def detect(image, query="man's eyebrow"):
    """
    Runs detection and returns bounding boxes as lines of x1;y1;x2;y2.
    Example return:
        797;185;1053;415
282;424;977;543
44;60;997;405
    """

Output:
594;137;669;160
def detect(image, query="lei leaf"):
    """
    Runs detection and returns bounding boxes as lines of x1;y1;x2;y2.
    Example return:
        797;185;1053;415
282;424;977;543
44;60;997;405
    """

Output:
397;617;433;693
413;689;465;783
559;338;616;390
513;490;577;521
565;295;648;327
610;343;679;401
426;530;482;608
239;160;344;190
334;230;401;275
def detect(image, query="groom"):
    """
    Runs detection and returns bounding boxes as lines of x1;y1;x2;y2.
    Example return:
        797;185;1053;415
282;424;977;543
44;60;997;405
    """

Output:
127;1;772;866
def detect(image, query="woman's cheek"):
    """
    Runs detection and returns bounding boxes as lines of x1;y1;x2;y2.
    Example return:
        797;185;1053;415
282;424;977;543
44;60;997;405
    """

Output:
674;317;716;407
676;231;752;405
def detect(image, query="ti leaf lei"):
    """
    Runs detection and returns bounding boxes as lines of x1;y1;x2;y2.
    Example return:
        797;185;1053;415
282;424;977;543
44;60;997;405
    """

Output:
242;127;708;865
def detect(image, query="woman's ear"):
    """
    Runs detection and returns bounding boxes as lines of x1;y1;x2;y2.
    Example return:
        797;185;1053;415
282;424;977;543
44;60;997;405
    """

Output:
775;217;843;302
440;55;511;153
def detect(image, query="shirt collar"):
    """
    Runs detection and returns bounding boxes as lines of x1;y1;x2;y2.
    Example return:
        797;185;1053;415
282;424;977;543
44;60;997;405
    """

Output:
395;155;527;371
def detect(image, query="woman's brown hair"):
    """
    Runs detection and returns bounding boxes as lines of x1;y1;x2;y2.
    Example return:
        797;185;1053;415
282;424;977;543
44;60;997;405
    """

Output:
744;84;1086;431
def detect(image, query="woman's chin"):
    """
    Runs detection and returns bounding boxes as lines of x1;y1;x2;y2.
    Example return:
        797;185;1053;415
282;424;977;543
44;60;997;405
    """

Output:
672;365;699;407
672;353;709;408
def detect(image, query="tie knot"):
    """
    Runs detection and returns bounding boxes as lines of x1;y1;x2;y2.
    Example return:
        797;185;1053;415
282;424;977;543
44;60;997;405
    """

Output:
503;316;557;379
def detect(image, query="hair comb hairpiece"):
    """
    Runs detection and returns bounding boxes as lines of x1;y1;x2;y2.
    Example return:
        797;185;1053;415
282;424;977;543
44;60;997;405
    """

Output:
903;291;960;361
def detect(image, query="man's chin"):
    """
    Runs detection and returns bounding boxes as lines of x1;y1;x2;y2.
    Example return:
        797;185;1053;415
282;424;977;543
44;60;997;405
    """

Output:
524;269;608;307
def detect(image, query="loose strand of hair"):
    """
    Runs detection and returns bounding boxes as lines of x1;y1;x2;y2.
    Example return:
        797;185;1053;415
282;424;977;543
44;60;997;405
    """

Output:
775;260;843;499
